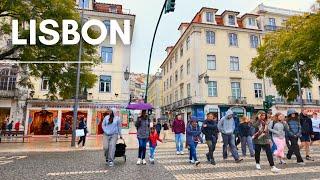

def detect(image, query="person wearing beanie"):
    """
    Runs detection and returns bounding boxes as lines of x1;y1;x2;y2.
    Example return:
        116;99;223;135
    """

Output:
286;109;305;165
252;110;280;173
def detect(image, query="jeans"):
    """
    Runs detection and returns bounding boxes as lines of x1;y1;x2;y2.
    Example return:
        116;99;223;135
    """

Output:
206;136;217;161
222;134;240;160
254;144;275;166
78;134;86;146
103;134;118;162
138;138;148;159
149;144;156;159
241;136;254;156
188;142;198;161
287;136;304;163
175;133;184;152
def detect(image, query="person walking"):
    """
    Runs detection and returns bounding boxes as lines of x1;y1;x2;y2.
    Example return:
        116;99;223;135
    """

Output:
162;121;169;143
135;110;150;165
239;116;255;157
149;127;162;164
234;113;241;150
102;109;122;167
7;120;13;137
252;111;280;173
311;112;320;145
218;109;243;163
268;113;289;164
299;109;314;161
77;117;88;148
186;118;201;166
64;121;70;138
286;109;305;165
155;120;162;136
202;112;219;165
172;114;186;155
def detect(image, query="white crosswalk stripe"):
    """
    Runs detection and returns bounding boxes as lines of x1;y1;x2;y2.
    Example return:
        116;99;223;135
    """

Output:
47;170;108;176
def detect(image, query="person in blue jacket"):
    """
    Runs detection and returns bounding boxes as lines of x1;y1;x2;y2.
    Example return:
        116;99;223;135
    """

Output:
186;118;202;166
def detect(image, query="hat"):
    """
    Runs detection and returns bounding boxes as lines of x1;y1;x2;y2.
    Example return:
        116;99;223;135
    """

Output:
190;116;198;122
287;109;298;117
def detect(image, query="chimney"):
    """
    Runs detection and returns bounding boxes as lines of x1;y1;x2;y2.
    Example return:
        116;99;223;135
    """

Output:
165;46;174;55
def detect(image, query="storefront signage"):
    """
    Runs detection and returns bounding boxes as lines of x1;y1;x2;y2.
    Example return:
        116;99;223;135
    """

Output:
30;103;126;109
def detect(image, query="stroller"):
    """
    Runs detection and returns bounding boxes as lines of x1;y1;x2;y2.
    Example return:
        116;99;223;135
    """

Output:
115;138;127;162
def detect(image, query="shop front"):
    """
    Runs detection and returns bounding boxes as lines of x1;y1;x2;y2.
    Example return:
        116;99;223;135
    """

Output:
219;105;254;119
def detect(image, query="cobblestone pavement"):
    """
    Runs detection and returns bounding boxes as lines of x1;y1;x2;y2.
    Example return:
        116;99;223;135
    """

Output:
1;143;320;180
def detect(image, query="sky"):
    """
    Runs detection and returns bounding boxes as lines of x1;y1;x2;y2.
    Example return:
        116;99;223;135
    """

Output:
97;0;315;74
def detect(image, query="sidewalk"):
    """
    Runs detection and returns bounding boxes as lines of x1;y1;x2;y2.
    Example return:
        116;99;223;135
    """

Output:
0;130;177;153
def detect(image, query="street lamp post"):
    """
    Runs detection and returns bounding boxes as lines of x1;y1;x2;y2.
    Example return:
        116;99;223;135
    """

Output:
295;62;303;109
71;0;85;147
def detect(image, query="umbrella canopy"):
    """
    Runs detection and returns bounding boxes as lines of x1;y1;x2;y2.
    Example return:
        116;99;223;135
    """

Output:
126;103;153;110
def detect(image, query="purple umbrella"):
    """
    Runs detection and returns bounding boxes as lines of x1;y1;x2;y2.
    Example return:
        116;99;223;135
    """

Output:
126;103;153;110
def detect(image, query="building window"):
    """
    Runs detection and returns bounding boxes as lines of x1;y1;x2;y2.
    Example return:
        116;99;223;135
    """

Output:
250;35;259;48
248;18;256;26
163;67;166;76
186;36;190;50
163;82;166;91
166;64;169;73
167;96;169;105
41;77;49;91
269;18;276;26
175;90;178;102
230;56;240;71
208;81;217;97
101;47;113;63
180;46;183;57
187;59;190;75
228;15;236;25
0;69;16;91
175;70;178;82
170;94;173;104
109;5;117;13
79;0;89;9
206;12;214;22
175;52;178;63
166;79;169;90
180;65;184;80
306;89;313;102
254;83;263;98
170;76;172;87
99;75;111;93
187;83;191;97
180;85;184;99
170;60;172;69
206;31;215;44
231;82;241;98
229;33;238;46
207;55;216;70
103;20;110;34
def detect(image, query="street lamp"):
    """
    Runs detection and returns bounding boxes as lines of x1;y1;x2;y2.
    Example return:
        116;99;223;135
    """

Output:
295;61;304;109
198;72;209;84
124;68;130;81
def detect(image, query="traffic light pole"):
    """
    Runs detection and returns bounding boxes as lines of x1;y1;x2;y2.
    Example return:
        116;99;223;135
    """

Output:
295;62;303;109
144;0;168;103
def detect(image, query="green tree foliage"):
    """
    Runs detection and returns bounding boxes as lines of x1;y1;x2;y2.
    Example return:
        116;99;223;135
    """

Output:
0;0;101;99
250;12;320;101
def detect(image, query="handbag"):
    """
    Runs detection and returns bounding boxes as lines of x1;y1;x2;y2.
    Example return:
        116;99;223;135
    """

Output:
76;129;85;137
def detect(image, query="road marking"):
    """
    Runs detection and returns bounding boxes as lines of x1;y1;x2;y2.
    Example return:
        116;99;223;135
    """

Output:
0;156;27;166
0;160;14;165
174;166;320;180
6;156;27;160
47;170;108;176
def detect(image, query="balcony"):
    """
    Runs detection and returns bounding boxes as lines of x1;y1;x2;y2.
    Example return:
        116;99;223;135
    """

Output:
228;96;247;105
0;89;19;98
274;98;320;106
162;97;193;111
264;25;283;31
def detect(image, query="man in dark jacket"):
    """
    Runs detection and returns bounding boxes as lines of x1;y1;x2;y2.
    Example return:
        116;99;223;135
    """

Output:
300;109;314;161
202;112;219;165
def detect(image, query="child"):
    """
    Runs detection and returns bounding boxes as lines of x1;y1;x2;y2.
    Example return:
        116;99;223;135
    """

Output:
186;118;202;166
149;127;162;164
239;116;255;157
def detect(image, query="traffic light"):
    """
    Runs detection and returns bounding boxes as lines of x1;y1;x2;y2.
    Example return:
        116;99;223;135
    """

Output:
263;95;275;110
165;0;175;14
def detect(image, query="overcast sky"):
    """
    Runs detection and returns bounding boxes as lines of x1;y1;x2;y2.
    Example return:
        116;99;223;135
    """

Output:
97;0;315;74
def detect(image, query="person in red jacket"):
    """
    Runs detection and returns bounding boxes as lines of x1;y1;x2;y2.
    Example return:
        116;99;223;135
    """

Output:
149;127;162;164
172;114;186;155
14;121;20;131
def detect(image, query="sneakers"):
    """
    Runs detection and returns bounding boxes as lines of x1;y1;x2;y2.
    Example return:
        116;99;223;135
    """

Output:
306;156;314;161
235;159;243;163
279;159;286;164
271;166;281;173
210;160;216;165
108;161;114;167
142;159;147;165
150;158;155;164
180;151;184;155
75;144;79;148
256;164;261;170
206;153;210;162
286;154;291;160
297;162;306;165
189;159;195;164
136;158;141;165
195;161;200;166
176;151;180;155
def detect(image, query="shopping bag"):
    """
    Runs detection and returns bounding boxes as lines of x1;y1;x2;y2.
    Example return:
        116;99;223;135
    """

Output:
76;129;85;137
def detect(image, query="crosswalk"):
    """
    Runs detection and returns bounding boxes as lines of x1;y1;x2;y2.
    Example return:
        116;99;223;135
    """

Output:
154;144;320;180
0;156;27;166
